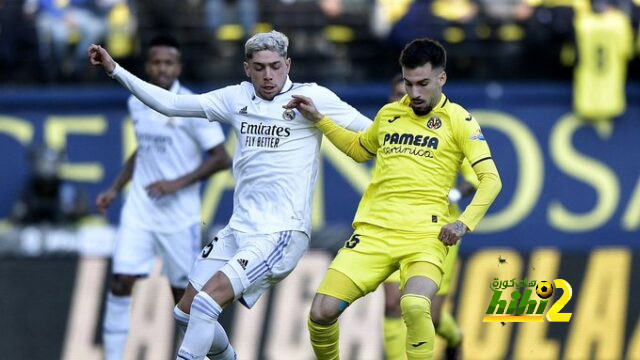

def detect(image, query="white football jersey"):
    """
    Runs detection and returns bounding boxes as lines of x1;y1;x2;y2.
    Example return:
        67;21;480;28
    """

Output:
197;78;370;235
121;81;225;232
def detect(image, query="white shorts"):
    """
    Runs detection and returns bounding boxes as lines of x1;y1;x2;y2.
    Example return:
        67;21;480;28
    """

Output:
112;223;201;288
188;225;309;309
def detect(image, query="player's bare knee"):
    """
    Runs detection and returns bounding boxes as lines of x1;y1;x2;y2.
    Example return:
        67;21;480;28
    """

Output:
202;271;235;308
110;274;138;296
310;303;339;325
309;295;342;324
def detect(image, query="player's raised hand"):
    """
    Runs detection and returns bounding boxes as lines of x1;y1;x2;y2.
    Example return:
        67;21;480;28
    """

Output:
96;188;117;215
87;44;116;73
438;220;468;246
284;95;323;123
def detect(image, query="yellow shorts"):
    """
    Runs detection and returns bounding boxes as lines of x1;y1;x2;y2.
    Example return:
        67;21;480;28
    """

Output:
320;223;448;298
384;241;458;295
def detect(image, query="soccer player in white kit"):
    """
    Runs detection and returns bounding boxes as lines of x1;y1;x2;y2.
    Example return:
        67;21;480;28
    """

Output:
89;30;372;360
94;35;231;360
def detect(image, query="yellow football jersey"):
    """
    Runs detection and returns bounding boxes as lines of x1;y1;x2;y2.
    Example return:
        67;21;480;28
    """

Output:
573;8;633;119
353;93;491;233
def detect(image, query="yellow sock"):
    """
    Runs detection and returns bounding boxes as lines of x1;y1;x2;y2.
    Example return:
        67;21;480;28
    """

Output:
383;317;407;360
436;311;462;348
401;295;435;360
308;316;340;360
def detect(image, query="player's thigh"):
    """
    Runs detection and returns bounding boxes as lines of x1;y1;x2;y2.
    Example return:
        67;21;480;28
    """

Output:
155;223;202;289
322;227;395;299
397;230;447;292
402;261;441;300
112;224;156;276
188;226;237;292
228;230;309;309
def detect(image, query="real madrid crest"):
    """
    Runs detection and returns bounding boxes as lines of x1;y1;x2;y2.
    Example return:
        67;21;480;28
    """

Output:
426;116;442;130
282;109;295;121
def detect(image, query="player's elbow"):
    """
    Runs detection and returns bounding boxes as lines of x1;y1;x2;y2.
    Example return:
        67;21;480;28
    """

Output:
153;104;178;117
350;149;373;163
478;171;502;198
489;172;502;197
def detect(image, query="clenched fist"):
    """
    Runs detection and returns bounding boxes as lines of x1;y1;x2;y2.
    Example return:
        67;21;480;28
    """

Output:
87;44;116;74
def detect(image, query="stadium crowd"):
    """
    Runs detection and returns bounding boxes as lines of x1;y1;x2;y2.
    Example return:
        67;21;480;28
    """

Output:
1;0;639;84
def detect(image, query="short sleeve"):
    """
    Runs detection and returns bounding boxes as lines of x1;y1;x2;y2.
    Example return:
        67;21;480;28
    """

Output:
313;86;370;131
187;118;226;150
196;86;237;124
453;109;492;167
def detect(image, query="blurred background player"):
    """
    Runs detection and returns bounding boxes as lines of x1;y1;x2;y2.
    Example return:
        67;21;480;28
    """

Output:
572;0;634;124
381;74;477;360
95;34;231;360
11;144;88;225
289;38;502;360
88;30;372;360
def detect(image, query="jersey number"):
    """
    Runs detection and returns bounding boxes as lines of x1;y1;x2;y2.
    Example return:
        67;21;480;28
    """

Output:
202;237;218;258
344;234;360;249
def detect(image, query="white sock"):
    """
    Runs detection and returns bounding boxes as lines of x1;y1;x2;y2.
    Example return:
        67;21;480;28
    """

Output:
174;306;236;360
208;322;236;360
103;293;131;360
177;292;222;360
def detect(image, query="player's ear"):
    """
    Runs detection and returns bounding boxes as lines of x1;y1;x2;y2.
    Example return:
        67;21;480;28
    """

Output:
439;70;447;86
285;57;291;72
243;61;251;78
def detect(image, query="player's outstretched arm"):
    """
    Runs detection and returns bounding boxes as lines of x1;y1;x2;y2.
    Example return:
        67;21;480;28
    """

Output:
284;95;374;162
87;44;206;119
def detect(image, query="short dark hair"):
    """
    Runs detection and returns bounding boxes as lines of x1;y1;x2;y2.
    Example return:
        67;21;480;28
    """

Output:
148;34;181;52
399;38;446;70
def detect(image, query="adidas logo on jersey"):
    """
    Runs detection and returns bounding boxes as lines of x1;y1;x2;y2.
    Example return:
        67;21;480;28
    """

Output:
239;106;248;115
237;258;249;270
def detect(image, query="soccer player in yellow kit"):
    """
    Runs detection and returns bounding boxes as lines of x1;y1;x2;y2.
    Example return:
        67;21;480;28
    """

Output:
382;74;476;360
286;38;502;359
